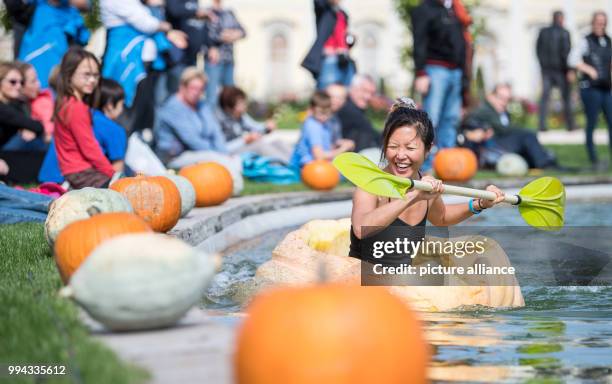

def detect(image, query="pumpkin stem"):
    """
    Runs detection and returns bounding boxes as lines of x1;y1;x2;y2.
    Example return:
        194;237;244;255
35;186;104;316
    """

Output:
317;260;328;283
87;206;102;217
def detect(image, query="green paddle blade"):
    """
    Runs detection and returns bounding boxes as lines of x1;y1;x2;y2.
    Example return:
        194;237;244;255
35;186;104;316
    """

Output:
517;177;565;230
333;152;413;199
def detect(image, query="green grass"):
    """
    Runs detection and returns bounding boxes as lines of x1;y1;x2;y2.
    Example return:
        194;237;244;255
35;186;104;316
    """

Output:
0;223;149;384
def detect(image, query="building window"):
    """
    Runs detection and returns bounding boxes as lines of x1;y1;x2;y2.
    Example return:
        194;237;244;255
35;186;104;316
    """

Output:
265;21;293;100
354;22;382;82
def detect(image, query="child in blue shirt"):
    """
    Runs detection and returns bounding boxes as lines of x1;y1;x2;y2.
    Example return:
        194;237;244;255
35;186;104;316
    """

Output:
290;90;355;169
38;78;128;183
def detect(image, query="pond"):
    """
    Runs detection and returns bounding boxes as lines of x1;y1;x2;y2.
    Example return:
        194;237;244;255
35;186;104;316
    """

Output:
205;202;612;383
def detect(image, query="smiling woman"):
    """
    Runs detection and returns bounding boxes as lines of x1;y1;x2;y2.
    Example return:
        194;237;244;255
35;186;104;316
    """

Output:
349;97;506;265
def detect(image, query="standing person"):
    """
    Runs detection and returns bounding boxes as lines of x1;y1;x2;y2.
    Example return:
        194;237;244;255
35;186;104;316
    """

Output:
18;0;90;89
205;0;246;106
537;10;575;132
165;0;216;94
53;47;116;189
100;0;187;133
302;0;355;90
569;11;612;170
4;0;36;59
411;0;466;172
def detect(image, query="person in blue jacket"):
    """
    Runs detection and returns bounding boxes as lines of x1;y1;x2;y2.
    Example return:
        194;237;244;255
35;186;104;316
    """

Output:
38;79;127;184
100;0;187;133
18;0;90;89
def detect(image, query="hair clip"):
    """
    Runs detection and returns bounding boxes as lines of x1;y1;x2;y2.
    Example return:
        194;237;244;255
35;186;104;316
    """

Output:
396;97;417;109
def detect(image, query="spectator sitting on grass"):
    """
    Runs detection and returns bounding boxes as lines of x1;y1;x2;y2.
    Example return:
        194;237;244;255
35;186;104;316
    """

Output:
336;74;381;151
17;62;54;144
290;90;355;169
216;85;293;163
154;66;243;194
39;78;127;184
466;83;562;170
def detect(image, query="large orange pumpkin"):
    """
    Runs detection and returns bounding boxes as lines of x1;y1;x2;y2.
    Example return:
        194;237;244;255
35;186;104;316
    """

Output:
110;175;181;232
54;208;151;283
433;148;478;182
234;285;430;384
179;162;233;207
301;160;340;190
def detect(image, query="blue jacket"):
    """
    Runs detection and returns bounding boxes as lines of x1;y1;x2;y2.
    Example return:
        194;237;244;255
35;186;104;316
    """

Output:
102;23;171;107
18;0;90;88
154;94;227;163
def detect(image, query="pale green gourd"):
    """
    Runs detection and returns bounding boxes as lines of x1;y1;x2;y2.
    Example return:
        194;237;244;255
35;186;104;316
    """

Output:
59;233;219;331
45;188;133;247
165;174;196;217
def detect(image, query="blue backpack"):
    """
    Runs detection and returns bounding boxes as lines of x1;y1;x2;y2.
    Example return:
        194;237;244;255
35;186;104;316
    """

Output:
241;153;301;185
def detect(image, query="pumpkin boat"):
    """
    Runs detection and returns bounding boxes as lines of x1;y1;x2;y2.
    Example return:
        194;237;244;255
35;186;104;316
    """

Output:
254;218;524;312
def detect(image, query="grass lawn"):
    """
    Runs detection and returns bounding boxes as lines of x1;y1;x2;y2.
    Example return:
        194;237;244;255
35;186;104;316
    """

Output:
0;223;148;384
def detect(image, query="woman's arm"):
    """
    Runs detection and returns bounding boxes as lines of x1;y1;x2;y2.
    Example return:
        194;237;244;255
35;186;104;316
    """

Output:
351;188;418;239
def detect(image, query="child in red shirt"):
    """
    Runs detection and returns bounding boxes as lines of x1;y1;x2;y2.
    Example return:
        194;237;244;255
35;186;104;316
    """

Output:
53;47;115;189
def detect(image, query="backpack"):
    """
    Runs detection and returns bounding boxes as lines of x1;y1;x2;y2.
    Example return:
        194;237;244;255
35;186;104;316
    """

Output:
241;153;301;185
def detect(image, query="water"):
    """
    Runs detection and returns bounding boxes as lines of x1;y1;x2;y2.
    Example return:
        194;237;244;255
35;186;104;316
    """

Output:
204;203;612;383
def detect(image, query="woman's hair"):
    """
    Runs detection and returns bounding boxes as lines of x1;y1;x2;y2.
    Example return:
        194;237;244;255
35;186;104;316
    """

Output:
53;47;101;121
15;61;34;77
310;90;331;109
380;97;435;159
179;66;207;87
99;78;125;108
219;86;247;111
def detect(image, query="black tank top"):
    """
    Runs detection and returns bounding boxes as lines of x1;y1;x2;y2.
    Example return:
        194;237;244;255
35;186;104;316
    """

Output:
349;200;428;264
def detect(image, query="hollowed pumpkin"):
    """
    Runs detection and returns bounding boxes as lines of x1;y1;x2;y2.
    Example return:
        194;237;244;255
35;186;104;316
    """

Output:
179;162;233;207
110;175;181;232
301;160;340;190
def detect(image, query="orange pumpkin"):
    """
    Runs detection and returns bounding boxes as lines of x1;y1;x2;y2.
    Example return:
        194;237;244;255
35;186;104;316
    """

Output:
301;160;340;190
433;148;478;182
54;208;151;283
235;285;430;384
110;175;182;232
179;162;233;207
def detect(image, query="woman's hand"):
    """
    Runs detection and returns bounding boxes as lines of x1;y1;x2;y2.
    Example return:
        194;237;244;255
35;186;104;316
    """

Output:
244;132;262;144
478;185;505;209
405;175;443;202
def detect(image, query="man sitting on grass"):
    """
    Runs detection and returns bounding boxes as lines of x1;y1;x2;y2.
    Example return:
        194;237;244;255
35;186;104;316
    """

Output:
466;83;564;170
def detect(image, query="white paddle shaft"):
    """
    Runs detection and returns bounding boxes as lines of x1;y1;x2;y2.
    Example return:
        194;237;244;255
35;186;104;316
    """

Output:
411;180;520;205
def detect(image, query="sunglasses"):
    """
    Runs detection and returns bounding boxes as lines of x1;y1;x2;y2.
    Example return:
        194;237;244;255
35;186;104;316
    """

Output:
5;79;24;86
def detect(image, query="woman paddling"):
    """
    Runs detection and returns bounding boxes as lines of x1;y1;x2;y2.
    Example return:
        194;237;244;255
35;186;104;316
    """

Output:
350;97;506;265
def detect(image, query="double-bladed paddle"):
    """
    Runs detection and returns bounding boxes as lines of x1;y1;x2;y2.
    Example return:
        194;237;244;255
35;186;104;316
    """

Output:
332;152;566;230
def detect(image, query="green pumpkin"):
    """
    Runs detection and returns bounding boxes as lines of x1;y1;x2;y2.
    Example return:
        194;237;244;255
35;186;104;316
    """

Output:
45;188;133;247
165;174;196;218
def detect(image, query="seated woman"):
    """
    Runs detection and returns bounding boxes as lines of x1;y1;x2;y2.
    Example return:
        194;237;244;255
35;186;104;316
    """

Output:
0;62;46;183
17;62;54;144
154;67;242;194
216;86;293;163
